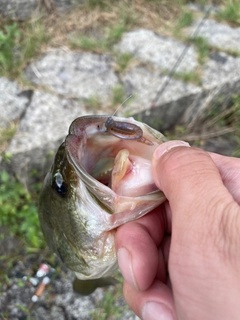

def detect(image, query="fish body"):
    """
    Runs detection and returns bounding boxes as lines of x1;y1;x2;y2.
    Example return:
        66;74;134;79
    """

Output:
39;115;166;283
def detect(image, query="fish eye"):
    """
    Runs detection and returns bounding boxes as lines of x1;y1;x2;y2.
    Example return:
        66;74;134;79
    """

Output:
52;172;68;197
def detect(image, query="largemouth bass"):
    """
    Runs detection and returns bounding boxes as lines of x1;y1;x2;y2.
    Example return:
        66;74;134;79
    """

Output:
39;115;166;293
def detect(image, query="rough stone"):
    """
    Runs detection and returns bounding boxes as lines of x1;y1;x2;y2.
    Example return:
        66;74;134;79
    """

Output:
187;3;219;14
202;52;240;89
0;0;38;20
0;77;32;128
6;90;86;183
188;19;240;52
53;0;84;11
117;29;198;73
120;66;202;130
24;50;119;103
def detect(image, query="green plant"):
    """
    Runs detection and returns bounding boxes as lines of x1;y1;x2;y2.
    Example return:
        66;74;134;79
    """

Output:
69;12;130;53
91;272;126;319
87;0;108;8
0;23;20;75
115;52;133;72
217;0;240;25
22;20;49;62
69;34;100;51
112;84;125;106
0;170;44;248
0;19;48;77
176;10;194;30
86;95;102;110
191;36;210;64
173;70;202;86
106;20;127;47
16;303;31;320
0;122;17;153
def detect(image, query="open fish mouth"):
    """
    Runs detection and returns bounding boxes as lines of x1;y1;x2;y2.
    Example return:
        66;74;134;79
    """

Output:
65;115;167;227
39;115;166;280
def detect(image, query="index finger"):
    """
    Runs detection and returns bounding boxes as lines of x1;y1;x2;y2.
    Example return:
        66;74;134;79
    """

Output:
115;205;171;291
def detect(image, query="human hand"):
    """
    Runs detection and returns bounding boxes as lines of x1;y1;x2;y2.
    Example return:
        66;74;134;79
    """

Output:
115;141;240;320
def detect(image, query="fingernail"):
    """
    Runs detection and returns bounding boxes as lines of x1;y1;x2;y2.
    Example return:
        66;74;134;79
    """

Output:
142;302;174;320
117;248;137;290
153;140;190;160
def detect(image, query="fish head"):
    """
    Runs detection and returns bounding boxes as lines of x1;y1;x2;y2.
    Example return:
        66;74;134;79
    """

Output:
39;116;166;280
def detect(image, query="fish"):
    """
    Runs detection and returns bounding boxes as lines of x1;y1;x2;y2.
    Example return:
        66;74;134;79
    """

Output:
38;115;167;294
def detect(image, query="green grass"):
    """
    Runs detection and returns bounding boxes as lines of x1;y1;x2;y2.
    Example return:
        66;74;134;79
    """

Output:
86;95;102;110
91;272;127;319
176;10;194;30
0;170;44;248
69;34;100;52
86;0;106;8
21;19;49;62
191;36;210;64
217;0;240;25
111;84;126;106
68;17;129;53
172;70;202;86
114;52;133;72
0;20;48;78
0;122;17;152
0;23;21;76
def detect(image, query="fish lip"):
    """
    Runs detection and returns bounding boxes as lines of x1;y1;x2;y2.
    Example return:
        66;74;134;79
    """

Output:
69;115;108;137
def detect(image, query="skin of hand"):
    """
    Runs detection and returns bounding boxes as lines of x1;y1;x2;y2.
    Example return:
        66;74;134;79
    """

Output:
115;140;240;320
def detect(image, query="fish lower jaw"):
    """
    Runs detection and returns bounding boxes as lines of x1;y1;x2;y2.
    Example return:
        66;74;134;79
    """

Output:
74;259;118;280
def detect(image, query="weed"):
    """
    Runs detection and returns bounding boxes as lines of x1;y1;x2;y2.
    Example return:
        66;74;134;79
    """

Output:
217;47;240;58
17;279;25;288
114;52;133;72
0;170;44;248
173;70;202;86
217;0;240;25
91;272;126;319
112;84;125;106
69;14;129;53
0;122;17;153
1;152;13;163
106;20;127;47
0;23;21;76
176;10;194;30
69;34;100;52
191;36;210;64
0;19;48;78
16;304;31;320
86;95;102;110
21;19;49;62
87;0;109;8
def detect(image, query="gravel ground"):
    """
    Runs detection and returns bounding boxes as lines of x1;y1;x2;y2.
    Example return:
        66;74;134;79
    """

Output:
0;228;140;320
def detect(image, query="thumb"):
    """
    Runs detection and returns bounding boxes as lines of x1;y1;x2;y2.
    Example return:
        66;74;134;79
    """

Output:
152;141;236;233
152;141;240;320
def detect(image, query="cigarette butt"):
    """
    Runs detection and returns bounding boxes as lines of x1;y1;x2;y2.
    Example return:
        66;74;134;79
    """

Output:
34;282;46;297
31;276;50;302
